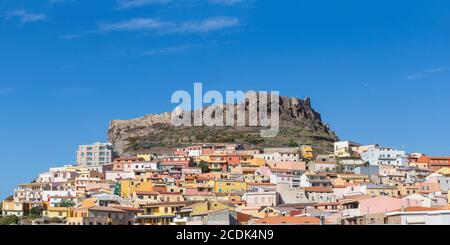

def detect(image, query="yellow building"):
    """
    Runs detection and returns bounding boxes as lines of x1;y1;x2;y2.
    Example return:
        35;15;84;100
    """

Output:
2;199;25;217
137;154;152;161
43;207;69;219
136;202;185;225
248;157;266;167
335;147;352;158
183;202;209;216
301;145;314;159
334;174;370;185
119;179;153;198
397;184;419;197
436;167;450;176
214;179;247;194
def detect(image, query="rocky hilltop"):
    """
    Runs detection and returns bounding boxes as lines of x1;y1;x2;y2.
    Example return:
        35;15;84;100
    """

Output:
108;96;339;156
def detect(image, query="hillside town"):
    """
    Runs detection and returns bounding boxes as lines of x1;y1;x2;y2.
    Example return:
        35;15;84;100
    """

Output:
2;140;450;225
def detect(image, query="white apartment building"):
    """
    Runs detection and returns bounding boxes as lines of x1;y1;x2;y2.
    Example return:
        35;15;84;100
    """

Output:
360;147;408;166
269;172;301;188
242;190;277;208
258;147;300;162
76;142;114;167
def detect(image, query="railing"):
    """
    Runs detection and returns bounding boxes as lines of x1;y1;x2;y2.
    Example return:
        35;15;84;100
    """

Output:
341;209;360;217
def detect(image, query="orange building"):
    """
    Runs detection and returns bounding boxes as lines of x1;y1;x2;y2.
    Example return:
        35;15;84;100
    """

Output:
417;156;450;171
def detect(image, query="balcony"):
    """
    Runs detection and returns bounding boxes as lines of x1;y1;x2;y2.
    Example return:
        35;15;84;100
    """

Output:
341;209;361;217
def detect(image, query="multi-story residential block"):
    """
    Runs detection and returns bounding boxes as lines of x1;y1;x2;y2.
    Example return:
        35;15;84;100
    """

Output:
309;155;337;173
276;183;310;205
214;179;247;194
76;142;114;169
262;147;300;162
2;199;25;217
304;187;336;203
14;183;49;203
269;171;302;188
42;207;70;220
334;141;362;158
300;173;332;188
242;190;277;208
185;209;241;225
159;156;194;172
136;202;186;225
333;184;367;199
338;158;366;173
360;146;408;166
385;207;450;225
339;196;421;225
364;184;399;197
67;206;131;225
415;156;450;171
266;161;306;172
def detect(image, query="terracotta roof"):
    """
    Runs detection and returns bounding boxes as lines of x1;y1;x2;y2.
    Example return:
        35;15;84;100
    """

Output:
88;206;126;213
393;206;450;212
159;192;182;195
134;191;159;195
339;194;372;204
143;202;188;208
304;187;333;193
237;212;254;223
255;216;321;225
111;206;143;212
270;169;294;172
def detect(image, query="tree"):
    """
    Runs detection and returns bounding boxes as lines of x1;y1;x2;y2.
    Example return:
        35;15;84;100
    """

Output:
29;206;43;219
197;161;210;173
58;200;75;207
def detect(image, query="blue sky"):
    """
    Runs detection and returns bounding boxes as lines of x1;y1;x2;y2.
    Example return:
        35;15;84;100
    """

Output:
1;0;450;198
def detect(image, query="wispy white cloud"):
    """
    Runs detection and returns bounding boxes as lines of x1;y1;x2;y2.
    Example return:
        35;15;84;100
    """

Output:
3;9;46;23
208;0;246;6
116;0;172;9
143;44;194;55
99;18;171;32
98;16;239;34
116;0;247;9
407;67;450;80
59;34;82;40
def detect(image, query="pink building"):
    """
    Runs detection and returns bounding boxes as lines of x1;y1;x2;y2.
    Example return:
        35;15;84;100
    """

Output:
417;178;441;195
358;196;422;215
266;161;306;171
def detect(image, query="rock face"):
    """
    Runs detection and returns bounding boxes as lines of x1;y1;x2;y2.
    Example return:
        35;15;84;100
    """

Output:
108;95;338;156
